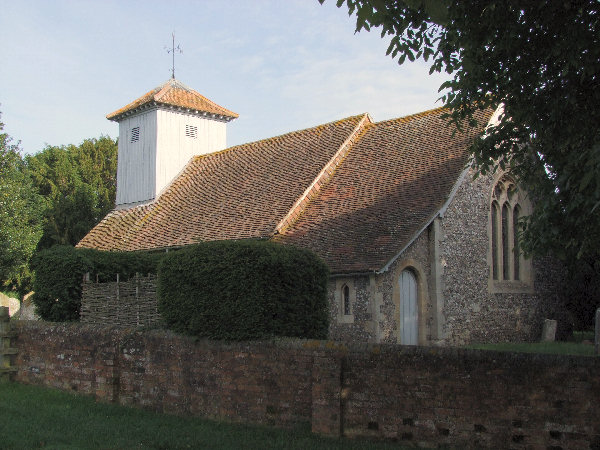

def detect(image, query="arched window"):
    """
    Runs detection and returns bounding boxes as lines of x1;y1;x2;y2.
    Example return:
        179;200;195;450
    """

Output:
502;203;510;280
513;205;521;280
491;201;499;280
337;280;354;324
399;269;418;345
489;175;530;288
343;285;351;316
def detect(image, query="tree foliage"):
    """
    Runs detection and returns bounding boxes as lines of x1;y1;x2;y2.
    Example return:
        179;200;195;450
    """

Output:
26;136;117;250
326;0;600;264
0;115;43;293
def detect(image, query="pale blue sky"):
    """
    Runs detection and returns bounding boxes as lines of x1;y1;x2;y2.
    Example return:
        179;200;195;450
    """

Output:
0;0;448;155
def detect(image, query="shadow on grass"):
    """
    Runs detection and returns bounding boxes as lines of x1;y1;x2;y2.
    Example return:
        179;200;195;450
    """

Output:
467;340;596;356
0;383;404;450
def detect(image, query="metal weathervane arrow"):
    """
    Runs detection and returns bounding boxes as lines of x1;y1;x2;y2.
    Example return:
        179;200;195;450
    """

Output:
165;32;183;79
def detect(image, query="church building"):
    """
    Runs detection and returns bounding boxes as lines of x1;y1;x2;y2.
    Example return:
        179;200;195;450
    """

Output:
78;78;564;345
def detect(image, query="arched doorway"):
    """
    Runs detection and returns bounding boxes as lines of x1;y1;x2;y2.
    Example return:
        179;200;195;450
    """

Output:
399;269;418;345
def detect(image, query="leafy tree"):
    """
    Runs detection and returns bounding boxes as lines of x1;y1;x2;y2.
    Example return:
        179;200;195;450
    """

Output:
72;136;118;216
0;114;43;293
325;0;600;266
26;136;117;249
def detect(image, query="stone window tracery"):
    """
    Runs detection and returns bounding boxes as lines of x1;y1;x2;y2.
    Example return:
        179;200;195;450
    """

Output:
489;175;531;291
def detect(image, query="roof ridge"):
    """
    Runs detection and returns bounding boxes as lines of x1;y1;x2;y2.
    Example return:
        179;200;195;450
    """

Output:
153;79;177;102
182;86;239;118
374;105;448;126
191;113;370;163
273;113;373;235
240;113;369;148
163;78;239;118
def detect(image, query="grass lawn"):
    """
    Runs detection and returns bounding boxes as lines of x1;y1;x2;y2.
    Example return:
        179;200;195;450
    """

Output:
0;382;400;450
467;332;597;356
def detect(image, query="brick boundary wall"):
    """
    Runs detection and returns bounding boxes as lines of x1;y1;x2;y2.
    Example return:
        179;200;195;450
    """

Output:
13;322;600;449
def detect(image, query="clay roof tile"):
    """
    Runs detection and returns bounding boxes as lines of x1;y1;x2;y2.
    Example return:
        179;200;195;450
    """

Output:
106;78;238;121
78;107;492;273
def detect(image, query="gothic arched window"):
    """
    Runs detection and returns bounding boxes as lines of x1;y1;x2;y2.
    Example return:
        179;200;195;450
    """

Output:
489;176;530;288
337;280;355;324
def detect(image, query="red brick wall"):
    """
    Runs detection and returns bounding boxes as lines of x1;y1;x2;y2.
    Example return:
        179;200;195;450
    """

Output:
342;345;600;448
12;322;600;448
14;322;316;429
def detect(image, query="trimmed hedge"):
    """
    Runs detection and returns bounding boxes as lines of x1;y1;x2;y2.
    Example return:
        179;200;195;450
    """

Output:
31;245;164;321
76;248;163;283
157;240;329;340
31;246;92;321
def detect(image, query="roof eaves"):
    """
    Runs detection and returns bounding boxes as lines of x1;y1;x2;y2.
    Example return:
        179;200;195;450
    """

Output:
328;269;378;278
106;79;239;122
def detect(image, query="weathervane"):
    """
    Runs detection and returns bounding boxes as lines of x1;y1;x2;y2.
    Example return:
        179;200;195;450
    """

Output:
165;32;183;79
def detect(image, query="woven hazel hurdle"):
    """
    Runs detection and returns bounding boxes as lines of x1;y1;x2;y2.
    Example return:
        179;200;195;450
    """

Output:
80;274;160;328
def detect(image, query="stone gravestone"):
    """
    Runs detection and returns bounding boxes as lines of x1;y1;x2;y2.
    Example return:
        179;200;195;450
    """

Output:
541;319;557;342
594;308;600;355
19;292;39;321
0;293;19;318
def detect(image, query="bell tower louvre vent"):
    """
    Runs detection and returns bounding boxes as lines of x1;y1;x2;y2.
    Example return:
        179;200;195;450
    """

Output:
185;124;198;139
130;126;140;142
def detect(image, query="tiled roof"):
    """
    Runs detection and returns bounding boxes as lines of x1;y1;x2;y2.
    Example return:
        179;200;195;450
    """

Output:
77;114;368;252
274;108;492;273
106;79;239;121
79;107;492;273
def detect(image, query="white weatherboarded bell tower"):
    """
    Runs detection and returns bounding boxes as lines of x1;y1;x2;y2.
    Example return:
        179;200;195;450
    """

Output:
107;79;238;207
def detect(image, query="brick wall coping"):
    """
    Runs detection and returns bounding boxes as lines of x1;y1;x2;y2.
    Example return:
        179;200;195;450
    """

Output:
14;320;599;368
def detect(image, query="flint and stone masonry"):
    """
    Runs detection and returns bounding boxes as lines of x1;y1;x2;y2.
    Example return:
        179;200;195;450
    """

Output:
328;169;566;345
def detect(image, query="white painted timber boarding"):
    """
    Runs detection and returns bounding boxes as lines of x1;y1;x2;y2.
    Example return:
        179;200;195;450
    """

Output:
400;270;418;345
115;107;227;207
155;109;227;199
116;110;157;206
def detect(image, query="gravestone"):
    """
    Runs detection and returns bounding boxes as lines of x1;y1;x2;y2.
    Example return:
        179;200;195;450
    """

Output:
19;292;39;321
0;293;19;318
541;319;557;342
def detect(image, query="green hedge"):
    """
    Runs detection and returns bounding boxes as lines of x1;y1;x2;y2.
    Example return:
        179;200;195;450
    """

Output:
157;240;329;340
31;246;92;321
31;246;164;321
76;248;163;283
